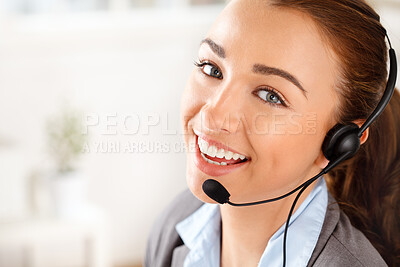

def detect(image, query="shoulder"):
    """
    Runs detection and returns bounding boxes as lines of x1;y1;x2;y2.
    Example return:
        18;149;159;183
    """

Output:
310;194;387;267
144;189;203;267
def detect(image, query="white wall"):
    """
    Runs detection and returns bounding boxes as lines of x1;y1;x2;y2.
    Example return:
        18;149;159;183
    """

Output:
0;6;225;266
0;2;399;266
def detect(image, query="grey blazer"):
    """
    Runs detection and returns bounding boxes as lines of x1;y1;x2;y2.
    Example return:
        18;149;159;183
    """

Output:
145;189;387;267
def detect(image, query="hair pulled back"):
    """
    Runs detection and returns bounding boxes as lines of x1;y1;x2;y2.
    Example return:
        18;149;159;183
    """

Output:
269;0;400;265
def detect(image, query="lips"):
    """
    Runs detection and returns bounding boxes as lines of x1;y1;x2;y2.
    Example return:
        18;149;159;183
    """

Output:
194;129;249;159
193;133;250;177
202;152;244;165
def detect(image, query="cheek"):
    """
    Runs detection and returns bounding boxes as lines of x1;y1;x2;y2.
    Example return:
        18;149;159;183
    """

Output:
180;71;216;138
252;112;317;136
180;73;198;132
250;113;325;187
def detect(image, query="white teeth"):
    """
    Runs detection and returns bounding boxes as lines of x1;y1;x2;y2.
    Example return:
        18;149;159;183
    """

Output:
225;151;233;160
197;136;247;162
208;146;217;157
199;138;207;152
201;151;221;165
216;148;225;158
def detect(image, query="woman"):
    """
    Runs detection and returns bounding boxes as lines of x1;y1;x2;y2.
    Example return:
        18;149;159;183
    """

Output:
146;0;399;266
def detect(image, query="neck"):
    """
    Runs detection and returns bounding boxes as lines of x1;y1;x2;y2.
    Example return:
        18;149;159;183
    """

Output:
219;183;316;267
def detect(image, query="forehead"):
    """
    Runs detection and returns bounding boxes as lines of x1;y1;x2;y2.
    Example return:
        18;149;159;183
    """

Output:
202;0;339;104
206;1;331;67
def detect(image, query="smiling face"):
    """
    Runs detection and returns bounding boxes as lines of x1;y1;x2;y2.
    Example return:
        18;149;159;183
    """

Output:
180;0;340;203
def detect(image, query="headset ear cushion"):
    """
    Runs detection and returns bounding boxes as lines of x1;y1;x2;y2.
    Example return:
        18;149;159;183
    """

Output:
322;123;360;161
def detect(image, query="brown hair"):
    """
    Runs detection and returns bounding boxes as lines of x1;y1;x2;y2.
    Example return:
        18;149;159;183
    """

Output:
269;0;400;265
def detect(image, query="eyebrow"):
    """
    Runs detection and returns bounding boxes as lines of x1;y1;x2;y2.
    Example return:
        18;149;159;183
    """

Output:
200;38;308;99
200;38;226;58
253;64;308;99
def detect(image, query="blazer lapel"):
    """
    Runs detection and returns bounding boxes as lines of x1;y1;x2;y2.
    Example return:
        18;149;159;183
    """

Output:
306;192;340;266
171;244;190;267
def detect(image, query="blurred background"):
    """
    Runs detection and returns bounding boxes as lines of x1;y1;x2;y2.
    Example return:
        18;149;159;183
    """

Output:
0;0;398;266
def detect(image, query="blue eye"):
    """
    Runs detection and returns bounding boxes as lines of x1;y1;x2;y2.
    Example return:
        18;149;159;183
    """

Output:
254;88;288;108
194;59;288;108
194;60;223;79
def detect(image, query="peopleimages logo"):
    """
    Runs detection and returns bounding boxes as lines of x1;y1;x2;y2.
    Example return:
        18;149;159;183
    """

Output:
82;112;318;136
80;111;318;154
83;112;177;136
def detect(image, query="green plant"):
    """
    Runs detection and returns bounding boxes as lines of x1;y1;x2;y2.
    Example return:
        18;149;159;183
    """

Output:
46;107;88;173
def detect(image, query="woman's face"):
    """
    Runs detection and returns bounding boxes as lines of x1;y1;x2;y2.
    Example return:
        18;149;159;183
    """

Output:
181;0;339;203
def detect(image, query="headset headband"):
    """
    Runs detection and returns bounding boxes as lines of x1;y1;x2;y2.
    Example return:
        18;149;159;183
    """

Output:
357;33;397;137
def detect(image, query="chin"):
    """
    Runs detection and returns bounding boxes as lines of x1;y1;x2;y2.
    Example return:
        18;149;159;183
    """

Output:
185;166;216;204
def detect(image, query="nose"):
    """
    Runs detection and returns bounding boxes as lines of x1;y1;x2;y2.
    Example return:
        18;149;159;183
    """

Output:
199;81;244;135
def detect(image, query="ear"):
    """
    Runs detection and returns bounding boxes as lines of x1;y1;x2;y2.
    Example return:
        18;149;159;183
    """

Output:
352;119;369;145
315;119;369;169
315;149;330;169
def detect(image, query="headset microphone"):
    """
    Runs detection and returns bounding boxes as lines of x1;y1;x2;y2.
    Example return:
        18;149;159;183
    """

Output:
202;32;396;267
202;150;351;206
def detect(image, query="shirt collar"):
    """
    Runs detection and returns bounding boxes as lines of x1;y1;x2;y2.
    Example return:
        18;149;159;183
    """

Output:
176;177;328;267
176;200;221;266
259;177;328;266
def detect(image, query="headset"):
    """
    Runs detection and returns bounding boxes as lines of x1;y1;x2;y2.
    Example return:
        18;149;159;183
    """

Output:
202;24;397;267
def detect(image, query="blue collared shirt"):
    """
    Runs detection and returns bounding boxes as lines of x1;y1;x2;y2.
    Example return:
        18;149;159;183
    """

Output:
175;177;328;267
